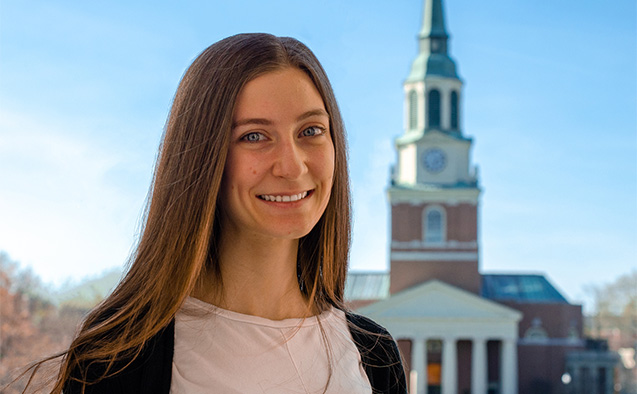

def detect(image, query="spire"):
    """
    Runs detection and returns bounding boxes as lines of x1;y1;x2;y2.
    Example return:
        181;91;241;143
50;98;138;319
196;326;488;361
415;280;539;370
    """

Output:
420;0;448;42
406;0;459;82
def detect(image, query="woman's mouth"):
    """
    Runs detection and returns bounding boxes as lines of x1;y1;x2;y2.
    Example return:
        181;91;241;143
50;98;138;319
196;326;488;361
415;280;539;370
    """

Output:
258;190;311;202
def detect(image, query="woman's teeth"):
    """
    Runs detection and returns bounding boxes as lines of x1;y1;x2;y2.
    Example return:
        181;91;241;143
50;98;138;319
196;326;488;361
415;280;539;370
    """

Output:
259;191;309;202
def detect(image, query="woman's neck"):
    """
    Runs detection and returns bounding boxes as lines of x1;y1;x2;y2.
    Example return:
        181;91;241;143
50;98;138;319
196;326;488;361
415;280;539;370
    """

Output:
196;233;314;320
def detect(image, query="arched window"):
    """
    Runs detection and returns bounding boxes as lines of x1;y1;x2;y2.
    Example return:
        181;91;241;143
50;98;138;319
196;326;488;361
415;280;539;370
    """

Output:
427;89;441;128
409;90;418;130
450;91;458;130
424;206;445;243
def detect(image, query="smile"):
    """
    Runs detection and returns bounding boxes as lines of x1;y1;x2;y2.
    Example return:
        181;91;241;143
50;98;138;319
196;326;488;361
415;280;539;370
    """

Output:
258;190;310;202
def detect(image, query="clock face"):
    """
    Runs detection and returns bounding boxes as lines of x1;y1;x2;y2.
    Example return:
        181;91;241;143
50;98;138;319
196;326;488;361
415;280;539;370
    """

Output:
422;148;446;173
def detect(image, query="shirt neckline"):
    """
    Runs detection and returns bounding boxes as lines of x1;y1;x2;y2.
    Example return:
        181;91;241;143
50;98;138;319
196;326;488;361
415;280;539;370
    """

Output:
183;296;338;329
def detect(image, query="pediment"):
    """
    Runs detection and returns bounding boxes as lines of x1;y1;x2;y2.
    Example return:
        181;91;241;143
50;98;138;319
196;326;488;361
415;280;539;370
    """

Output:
357;280;521;321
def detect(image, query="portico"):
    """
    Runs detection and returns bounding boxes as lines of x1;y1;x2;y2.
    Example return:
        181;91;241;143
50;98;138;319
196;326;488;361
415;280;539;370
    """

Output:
357;280;521;394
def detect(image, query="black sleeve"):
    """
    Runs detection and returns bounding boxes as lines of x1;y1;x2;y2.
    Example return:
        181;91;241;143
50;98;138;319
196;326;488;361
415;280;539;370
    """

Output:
63;321;174;394
347;312;408;394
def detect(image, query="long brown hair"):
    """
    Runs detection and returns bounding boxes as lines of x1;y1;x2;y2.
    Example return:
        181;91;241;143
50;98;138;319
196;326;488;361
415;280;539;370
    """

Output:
19;33;351;393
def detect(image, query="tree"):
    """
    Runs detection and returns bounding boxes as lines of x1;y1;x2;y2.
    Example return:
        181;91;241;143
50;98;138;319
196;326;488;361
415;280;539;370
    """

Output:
584;270;637;394
585;269;637;349
0;252;85;393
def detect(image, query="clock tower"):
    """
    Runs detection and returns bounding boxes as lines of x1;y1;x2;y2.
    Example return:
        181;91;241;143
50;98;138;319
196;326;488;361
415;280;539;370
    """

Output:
389;0;481;294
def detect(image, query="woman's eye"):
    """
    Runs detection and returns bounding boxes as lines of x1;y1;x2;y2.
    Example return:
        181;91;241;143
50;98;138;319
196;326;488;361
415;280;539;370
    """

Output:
300;126;326;137
241;132;266;142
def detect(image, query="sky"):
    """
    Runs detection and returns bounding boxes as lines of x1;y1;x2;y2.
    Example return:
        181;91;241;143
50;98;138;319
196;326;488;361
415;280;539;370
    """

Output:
0;0;635;311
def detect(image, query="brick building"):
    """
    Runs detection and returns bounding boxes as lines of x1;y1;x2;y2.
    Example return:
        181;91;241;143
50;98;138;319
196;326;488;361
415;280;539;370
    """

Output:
345;1;618;393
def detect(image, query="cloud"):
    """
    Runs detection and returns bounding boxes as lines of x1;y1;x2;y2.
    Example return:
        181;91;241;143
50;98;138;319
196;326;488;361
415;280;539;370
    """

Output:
0;108;144;285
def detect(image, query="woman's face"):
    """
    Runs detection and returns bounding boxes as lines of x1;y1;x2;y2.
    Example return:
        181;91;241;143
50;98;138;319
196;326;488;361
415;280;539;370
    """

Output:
220;67;335;242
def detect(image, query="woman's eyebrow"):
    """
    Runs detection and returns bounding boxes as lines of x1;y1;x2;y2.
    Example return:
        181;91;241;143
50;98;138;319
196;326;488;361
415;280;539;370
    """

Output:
297;109;329;121
233;109;329;130
232;118;272;129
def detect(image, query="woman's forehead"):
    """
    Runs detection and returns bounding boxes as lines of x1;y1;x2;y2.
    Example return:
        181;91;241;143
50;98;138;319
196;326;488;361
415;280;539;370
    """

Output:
232;67;327;125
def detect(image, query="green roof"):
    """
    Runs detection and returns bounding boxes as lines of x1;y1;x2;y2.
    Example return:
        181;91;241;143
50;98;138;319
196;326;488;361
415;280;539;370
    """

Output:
407;52;459;81
345;271;390;301
481;274;570;304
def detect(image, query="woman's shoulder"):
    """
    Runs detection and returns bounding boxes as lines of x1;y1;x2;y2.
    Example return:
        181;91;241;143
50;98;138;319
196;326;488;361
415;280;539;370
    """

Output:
345;312;392;335
64;321;175;394
345;311;399;362
345;311;407;394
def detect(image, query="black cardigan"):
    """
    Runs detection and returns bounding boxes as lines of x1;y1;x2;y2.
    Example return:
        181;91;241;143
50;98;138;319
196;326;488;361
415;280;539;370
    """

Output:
65;312;407;394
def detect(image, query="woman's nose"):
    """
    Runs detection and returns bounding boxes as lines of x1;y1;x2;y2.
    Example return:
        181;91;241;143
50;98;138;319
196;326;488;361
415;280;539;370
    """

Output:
272;140;307;180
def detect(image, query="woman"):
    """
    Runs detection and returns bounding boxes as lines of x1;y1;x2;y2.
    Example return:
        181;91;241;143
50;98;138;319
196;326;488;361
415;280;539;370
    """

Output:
25;33;406;393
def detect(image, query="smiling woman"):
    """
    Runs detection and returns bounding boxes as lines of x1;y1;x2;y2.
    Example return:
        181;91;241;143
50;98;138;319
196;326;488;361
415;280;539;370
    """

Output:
220;68;335;247
15;33;406;394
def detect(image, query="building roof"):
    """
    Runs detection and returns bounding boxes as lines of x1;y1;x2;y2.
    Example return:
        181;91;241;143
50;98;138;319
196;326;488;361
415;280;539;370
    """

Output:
356;280;521;340
344;271;389;301
407;53;459;81
346;272;570;305
481;274;569;304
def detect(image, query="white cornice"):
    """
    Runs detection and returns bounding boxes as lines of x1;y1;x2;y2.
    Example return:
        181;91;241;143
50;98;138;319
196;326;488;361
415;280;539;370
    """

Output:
395;129;471;147
388;186;480;203
391;251;478;261
519;338;585;347
391;240;478;250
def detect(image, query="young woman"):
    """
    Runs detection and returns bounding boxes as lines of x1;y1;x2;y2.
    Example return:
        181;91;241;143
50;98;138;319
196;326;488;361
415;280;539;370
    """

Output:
25;33;406;393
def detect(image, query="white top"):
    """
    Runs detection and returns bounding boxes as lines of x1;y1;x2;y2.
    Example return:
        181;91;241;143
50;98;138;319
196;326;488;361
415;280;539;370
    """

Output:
170;297;372;394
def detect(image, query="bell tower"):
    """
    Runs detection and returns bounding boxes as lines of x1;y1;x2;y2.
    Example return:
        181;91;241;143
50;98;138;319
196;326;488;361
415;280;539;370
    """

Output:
389;0;481;294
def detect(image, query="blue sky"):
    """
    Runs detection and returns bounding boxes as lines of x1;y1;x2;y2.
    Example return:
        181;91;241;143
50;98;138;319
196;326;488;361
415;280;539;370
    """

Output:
1;0;635;310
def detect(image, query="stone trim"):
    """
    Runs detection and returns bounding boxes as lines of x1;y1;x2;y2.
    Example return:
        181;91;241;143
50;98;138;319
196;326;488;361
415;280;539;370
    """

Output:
391;251;478;261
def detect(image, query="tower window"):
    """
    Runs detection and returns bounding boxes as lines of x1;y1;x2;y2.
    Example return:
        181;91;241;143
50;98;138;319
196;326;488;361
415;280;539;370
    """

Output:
424;206;445;243
450;90;458;130
427;89;441;128
409;90;418;130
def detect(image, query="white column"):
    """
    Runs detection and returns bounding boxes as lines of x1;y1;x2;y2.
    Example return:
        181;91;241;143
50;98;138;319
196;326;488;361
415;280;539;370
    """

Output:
500;338;518;394
442;337;457;394
471;338;487;394
411;338;427;394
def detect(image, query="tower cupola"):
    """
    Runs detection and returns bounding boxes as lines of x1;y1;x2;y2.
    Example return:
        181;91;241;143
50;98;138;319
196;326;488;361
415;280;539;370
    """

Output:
401;0;464;141
408;0;459;82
